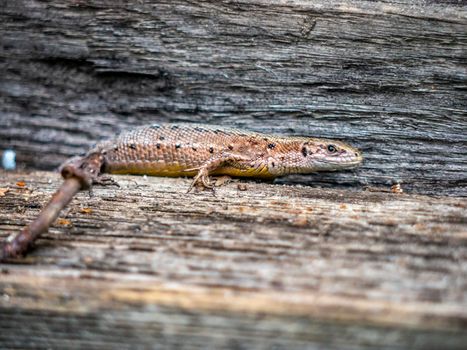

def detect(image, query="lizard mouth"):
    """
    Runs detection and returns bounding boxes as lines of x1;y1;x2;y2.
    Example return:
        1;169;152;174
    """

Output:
321;152;363;170
341;160;362;168
342;155;363;168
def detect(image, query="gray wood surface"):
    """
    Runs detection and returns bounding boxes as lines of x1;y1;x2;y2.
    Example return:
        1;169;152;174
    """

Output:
0;170;466;349
1;1;466;348
1;0;466;196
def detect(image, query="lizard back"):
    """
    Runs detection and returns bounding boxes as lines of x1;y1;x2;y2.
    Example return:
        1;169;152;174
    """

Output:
98;124;287;178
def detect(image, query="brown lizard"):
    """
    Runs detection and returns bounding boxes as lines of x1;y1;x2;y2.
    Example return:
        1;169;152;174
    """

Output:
0;123;362;260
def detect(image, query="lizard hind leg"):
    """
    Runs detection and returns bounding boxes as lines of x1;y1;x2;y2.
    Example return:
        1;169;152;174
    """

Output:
93;175;120;188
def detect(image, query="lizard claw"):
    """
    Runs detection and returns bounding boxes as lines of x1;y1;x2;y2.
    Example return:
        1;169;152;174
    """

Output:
187;167;214;193
185;153;250;193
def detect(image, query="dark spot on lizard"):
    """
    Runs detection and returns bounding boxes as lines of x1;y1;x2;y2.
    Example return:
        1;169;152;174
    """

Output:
192;146;197;151
268;143;275;149
301;147;308;157
171;125;179;130
175;143;181;149
209;147;214;153
156;143;161;149
195;127;205;132
213;129;219;134
150;124;160;130
159;136;165;141
228;145;233;150
129;143;136;150
271;162;275;168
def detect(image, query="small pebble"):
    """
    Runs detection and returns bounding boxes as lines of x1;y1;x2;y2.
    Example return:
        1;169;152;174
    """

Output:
2;149;16;170
391;183;403;194
237;183;248;191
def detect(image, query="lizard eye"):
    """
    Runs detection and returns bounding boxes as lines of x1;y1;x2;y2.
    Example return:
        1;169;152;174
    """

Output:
327;144;337;153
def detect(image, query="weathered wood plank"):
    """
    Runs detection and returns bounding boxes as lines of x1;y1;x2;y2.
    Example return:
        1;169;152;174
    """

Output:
0;170;466;348
0;0;466;196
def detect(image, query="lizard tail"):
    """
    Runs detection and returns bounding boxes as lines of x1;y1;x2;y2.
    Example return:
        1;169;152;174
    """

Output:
0;152;105;261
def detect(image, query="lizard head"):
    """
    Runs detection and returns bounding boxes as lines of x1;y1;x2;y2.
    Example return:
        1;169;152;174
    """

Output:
297;138;363;172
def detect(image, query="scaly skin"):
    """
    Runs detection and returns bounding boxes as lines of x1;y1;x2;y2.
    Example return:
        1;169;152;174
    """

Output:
94;123;363;188
0;123;363;260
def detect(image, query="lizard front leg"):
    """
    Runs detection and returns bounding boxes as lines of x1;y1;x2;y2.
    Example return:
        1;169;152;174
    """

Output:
186;153;251;193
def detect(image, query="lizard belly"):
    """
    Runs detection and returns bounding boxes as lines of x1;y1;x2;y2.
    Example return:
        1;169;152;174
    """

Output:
212;165;275;179
106;161;197;177
107;162;275;179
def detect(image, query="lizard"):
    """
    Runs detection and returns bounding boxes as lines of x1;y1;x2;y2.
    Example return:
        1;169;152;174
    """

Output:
0;123;363;260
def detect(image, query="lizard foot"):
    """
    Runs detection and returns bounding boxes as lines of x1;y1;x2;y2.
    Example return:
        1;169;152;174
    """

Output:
88;175;120;198
184;153;250;193
187;167;214;193
93;175;120;188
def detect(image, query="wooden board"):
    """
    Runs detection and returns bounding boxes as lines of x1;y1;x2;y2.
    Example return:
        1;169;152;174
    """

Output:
0;170;466;349
0;0;466;196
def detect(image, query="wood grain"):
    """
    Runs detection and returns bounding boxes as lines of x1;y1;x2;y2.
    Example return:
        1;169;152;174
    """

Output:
0;0;466;196
0;170;466;348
